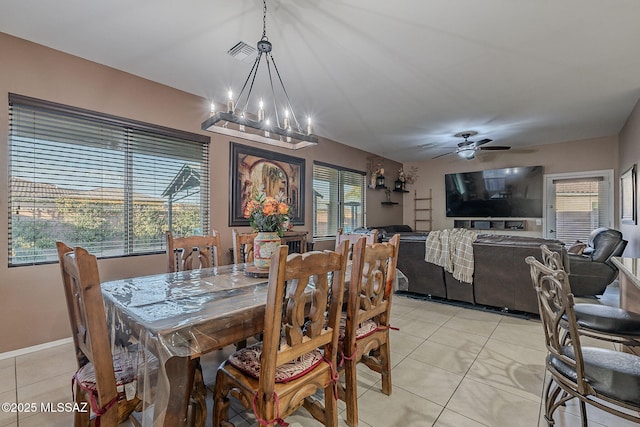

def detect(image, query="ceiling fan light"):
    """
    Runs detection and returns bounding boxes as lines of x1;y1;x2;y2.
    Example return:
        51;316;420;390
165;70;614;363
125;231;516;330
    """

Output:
457;149;475;159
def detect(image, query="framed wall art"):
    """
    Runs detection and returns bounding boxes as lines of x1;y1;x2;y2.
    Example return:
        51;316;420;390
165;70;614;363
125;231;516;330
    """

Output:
230;142;305;226
621;164;636;225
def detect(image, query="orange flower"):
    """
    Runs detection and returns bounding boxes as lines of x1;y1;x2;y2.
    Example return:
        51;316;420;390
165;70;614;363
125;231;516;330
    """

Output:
277;203;289;215
262;203;275;215
243;200;257;218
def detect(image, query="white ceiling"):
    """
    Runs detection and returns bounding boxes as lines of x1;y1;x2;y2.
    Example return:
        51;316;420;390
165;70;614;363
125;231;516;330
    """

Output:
2;0;640;162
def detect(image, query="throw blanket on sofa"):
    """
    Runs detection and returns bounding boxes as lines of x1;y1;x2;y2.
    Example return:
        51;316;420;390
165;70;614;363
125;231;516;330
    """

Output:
425;228;478;283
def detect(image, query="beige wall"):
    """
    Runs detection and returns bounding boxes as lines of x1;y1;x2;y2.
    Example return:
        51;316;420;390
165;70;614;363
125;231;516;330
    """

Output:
619;98;640;257
0;33;402;352
402;136;619;236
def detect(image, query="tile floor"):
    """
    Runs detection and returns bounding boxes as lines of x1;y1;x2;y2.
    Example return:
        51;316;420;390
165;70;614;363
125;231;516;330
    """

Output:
0;293;635;427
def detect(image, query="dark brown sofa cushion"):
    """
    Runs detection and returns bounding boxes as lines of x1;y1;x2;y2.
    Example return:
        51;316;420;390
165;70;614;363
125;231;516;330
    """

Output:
472;235;565;313
369;225;414;233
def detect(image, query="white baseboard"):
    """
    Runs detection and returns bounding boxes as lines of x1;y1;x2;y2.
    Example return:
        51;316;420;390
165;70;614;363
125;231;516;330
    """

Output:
0;337;73;360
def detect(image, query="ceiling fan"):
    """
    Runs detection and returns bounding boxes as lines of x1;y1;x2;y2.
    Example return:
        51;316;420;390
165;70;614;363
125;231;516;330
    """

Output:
433;131;511;160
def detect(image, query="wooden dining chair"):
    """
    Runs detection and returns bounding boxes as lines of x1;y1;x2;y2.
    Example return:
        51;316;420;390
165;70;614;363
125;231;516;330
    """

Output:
339;234;400;427
232;228;257;264
165;230;222;426
57;242;149;427
526;255;640;426
335;228;378;260
166;230;223;272
212;242;350;427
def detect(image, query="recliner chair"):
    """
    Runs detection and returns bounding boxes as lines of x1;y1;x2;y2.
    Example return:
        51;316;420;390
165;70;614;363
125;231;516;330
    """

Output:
568;227;627;296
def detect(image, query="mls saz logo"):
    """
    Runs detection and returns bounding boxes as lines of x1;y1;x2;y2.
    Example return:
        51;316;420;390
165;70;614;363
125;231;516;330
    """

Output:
41;402;89;412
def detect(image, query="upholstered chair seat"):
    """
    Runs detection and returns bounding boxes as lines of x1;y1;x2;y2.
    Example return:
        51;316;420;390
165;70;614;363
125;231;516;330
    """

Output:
572;304;640;336
228;342;324;383
549;346;640;405
339;315;378;341
74;349;158;417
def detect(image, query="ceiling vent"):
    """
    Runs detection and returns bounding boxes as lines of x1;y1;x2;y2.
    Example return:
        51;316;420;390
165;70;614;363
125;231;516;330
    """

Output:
227;41;257;63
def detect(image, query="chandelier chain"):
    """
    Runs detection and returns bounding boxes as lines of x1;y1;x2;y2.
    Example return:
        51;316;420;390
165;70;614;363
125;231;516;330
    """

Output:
262;0;268;40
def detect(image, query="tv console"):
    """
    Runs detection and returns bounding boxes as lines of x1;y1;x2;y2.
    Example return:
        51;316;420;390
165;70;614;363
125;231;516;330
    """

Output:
453;219;526;231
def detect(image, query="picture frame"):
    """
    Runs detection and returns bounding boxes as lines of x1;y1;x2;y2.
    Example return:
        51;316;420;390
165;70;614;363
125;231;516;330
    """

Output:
621;164;636;225
229;142;305;226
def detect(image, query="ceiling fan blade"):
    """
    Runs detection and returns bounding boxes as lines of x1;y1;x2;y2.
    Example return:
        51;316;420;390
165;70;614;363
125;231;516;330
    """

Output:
474;138;493;147
431;151;453;159
478;146;511;151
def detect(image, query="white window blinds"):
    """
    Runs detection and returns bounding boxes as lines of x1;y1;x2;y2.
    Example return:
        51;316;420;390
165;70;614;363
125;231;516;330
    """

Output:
553;177;606;243
313;162;366;238
8;93;210;266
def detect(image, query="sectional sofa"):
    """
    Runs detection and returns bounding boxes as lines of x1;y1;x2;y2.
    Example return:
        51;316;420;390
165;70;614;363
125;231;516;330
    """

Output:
369;225;566;315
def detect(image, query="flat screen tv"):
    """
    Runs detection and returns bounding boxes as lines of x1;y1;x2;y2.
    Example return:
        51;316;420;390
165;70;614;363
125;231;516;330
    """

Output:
445;166;543;218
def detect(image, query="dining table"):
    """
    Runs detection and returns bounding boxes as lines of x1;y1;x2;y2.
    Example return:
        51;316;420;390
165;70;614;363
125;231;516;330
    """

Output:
101;262;274;427
100;259;406;427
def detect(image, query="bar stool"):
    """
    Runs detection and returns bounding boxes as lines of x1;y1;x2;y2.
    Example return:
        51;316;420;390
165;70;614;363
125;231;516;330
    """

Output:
541;245;640;348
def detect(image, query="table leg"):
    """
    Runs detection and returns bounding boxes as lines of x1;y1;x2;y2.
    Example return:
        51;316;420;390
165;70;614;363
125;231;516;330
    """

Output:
192;359;208;427
163;356;196;427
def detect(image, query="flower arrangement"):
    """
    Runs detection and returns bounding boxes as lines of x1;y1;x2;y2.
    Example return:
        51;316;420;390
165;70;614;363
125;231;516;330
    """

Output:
366;156;384;188
243;189;291;237
366;156;384;178
399;166;419;185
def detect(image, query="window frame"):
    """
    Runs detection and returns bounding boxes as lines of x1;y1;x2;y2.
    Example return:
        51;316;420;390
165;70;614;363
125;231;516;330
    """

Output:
543;169;613;242
8;93;210;266
312;161;366;239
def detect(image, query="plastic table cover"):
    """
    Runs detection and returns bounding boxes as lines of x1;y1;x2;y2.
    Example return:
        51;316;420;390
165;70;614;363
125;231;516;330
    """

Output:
102;263;268;426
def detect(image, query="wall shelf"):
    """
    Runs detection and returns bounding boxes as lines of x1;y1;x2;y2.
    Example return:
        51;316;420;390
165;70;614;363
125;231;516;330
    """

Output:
381;201;399;205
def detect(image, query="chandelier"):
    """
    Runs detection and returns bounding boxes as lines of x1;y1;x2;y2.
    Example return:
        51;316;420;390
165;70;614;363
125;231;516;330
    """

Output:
201;0;318;149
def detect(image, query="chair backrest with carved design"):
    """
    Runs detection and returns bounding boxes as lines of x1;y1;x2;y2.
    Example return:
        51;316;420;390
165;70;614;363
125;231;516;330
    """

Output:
56;242;120;426
232;229;256;264
258;242;349;397
166;230;222;272
344;234;399;349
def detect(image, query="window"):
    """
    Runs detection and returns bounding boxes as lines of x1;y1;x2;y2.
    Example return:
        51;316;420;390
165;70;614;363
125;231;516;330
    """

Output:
8;94;210;266
312;162;366;238
544;170;613;243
